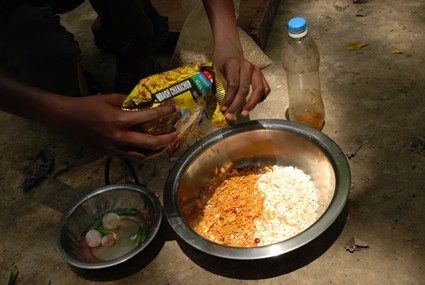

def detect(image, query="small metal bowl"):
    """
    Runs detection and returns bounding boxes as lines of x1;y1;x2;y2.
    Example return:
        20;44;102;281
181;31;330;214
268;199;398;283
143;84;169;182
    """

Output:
164;119;351;260
55;184;162;270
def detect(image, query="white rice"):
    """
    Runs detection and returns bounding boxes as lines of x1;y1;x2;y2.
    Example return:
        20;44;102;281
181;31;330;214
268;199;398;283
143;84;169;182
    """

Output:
255;165;319;245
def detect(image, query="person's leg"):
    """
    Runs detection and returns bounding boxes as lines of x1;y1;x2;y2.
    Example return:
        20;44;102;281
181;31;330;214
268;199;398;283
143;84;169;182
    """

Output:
0;4;82;96
89;0;168;93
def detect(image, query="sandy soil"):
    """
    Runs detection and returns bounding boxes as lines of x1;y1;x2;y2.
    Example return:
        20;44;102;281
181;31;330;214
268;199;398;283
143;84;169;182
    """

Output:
0;0;424;284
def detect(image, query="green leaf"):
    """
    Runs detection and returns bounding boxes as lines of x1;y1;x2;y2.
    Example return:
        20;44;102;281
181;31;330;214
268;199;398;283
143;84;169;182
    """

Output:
89;220;102;230
97;228;114;235
49;163;69;178
6;265;19;285
115;208;138;216
391;47;403;54
136;226;148;246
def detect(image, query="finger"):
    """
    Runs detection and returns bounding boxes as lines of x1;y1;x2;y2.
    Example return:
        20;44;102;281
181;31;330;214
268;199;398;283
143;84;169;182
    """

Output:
219;62;240;112
224;69;252;119
111;149;146;159
260;82;271;103
114;146;164;159
102;143;147;159
241;72;270;115
124;104;180;128
102;93;128;106
111;130;180;158
119;130;180;151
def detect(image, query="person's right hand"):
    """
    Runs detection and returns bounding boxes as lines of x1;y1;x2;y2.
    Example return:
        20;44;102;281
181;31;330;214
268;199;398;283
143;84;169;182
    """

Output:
49;93;180;159
0;71;180;159
202;0;270;120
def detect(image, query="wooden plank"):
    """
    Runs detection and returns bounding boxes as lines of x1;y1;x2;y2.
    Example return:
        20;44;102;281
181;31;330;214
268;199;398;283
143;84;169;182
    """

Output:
152;0;280;49
238;0;281;49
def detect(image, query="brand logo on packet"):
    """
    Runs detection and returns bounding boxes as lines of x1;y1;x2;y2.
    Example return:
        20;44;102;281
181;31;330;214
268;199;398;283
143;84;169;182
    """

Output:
152;72;213;103
153;79;193;103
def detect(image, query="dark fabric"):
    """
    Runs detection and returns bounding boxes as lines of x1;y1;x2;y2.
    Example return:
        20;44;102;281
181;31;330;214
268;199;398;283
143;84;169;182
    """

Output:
0;0;169;94
0;3;81;95
89;0;169;92
89;0;168;57
0;0;85;22
44;0;85;14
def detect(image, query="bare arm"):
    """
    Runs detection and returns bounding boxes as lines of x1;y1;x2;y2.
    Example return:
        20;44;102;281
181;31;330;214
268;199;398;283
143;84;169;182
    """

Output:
202;0;270;119
0;70;58;126
0;70;179;158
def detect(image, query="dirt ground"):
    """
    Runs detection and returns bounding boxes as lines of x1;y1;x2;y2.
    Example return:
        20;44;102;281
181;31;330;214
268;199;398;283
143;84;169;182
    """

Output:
1;0;424;284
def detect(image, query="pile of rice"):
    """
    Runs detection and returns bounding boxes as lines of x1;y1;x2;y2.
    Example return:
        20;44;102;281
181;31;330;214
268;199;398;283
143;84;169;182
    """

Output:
185;164;320;247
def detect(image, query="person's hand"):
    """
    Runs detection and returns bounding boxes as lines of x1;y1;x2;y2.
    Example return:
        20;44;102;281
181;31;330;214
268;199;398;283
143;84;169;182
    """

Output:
51;94;180;158
0;71;180;159
202;0;271;120
213;54;270;120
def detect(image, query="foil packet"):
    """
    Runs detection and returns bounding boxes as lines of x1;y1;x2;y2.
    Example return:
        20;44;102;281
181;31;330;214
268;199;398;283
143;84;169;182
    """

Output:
122;62;235;155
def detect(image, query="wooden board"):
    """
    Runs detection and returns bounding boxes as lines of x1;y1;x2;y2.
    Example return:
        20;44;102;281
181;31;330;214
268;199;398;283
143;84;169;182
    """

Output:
152;0;280;49
238;0;280;49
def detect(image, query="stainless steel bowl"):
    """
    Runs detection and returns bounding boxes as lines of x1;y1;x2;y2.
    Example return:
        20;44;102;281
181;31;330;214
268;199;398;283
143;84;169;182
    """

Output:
55;184;162;270
164;119;351;260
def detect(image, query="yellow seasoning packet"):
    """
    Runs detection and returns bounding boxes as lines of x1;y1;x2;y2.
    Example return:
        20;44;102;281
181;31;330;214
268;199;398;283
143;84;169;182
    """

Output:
200;62;237;128
122;62;236;154
121;62;235;155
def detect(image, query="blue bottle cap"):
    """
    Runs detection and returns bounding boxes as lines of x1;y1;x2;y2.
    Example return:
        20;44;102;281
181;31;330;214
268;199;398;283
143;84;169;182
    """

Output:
288;17;308;38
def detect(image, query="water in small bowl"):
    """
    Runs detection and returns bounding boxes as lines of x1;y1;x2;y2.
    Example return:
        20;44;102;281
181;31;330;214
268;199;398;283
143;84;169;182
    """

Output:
79;208;151;262
56;184;163;270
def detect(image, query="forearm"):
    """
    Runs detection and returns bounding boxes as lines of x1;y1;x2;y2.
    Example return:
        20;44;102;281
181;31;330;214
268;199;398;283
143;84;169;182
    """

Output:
0;70;73;131
202;0;243;57
202;0;270;119
0;71;183;159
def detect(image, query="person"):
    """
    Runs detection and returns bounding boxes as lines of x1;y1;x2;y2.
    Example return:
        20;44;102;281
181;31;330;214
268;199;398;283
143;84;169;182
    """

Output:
0;0;270;159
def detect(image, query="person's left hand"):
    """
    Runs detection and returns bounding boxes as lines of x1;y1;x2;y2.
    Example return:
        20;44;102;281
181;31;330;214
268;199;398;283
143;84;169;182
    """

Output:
213;55;270;120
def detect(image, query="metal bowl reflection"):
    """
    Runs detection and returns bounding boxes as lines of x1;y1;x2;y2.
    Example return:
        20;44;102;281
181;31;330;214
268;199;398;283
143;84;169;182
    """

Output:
55;184;162;270
164;119;350;260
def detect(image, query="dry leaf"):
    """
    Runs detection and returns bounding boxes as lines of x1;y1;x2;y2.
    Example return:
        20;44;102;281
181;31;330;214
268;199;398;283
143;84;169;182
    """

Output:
346;42;369;51
345;236;370;252
391;48;404;54
355;9;370;17
353;237;369;248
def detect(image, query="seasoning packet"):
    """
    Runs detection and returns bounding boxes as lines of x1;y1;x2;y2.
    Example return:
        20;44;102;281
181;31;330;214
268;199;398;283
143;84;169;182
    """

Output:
121;62;235;155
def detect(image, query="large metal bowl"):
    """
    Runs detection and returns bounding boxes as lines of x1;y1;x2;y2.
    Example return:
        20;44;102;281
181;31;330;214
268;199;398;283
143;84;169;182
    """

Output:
55;184;162;270
164;119;351;260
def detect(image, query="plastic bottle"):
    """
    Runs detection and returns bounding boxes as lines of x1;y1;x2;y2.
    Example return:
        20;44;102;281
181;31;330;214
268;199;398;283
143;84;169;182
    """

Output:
281;17;325;131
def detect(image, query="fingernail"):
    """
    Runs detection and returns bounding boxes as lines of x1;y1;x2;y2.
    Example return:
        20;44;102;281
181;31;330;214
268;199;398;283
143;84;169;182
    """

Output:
241;110;249;116
221;106;228;112
225;113;234;120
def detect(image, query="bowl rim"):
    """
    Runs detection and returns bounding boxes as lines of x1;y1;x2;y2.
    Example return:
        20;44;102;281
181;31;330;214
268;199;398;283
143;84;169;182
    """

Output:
55;183;163;269
164;119;351;260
